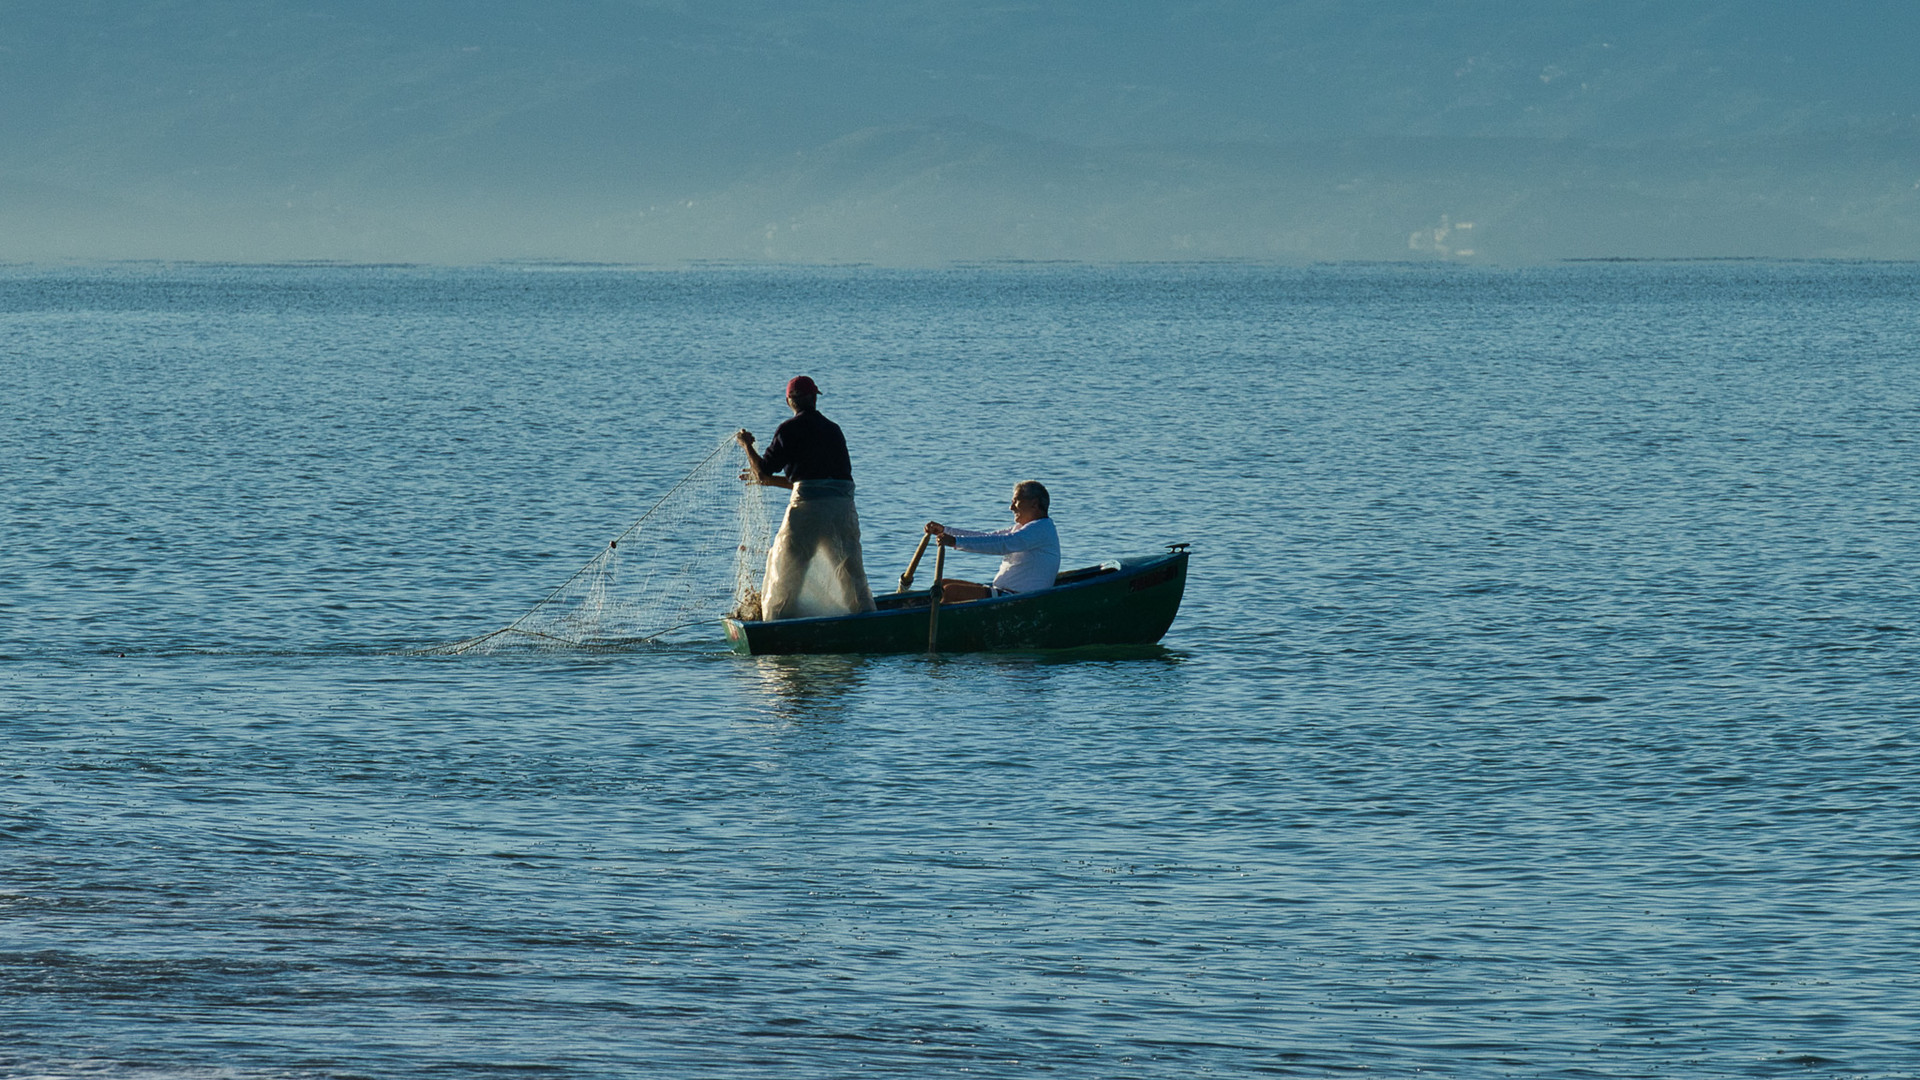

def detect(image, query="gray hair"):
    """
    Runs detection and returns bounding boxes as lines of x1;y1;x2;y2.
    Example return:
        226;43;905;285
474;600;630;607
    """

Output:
1014;480;1050;516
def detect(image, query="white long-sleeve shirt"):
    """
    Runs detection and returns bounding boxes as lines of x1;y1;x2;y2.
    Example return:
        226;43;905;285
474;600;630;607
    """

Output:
945;517;1061;594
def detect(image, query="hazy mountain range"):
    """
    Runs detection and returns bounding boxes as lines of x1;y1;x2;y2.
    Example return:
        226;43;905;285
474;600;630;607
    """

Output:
4;0;1918;263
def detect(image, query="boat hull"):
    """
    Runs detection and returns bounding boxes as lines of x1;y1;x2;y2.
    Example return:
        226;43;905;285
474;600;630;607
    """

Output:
724;550;1188;656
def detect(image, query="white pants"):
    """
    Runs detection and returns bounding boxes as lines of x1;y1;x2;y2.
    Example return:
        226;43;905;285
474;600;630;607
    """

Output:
760;484;876;621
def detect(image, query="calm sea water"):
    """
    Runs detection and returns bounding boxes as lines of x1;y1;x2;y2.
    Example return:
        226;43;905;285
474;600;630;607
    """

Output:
4;261;1919;1078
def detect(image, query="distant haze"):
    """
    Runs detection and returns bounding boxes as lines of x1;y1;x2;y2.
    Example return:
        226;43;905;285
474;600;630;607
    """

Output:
4;1;1918;263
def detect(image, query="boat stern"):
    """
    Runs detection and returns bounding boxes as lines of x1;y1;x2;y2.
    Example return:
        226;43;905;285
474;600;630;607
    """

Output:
722;618;754;655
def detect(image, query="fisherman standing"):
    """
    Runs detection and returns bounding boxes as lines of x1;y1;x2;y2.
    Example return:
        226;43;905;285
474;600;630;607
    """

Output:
736;376;877;620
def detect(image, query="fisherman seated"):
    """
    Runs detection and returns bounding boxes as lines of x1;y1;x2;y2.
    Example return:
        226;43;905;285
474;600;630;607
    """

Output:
924;481;1061;603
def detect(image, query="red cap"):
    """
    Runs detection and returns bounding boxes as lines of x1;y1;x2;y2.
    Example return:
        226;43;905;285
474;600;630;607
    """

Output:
786;375;820;398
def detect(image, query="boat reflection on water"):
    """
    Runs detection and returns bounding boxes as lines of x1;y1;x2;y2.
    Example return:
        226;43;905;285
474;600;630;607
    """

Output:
742;653;872;722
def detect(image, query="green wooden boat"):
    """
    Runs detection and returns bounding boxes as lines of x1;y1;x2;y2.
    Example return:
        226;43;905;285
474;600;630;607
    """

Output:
724;545;1189;655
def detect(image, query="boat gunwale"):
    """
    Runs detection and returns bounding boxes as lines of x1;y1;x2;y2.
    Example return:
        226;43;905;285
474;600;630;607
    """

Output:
726;550;1185;632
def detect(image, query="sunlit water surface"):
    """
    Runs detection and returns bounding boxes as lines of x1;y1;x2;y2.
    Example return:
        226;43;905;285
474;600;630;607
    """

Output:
4;262;1919;1078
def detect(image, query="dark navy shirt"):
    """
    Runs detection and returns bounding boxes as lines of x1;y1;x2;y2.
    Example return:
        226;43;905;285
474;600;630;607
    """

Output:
760;409;853;482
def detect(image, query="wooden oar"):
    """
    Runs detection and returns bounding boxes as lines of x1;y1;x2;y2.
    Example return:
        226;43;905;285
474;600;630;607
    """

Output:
898;532;933;593
927;541;947;652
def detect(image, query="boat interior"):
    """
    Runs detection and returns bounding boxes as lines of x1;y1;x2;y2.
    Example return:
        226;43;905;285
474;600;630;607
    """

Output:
872;560;1123;612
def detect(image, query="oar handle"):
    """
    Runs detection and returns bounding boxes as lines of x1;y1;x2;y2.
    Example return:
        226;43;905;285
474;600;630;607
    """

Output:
928;540;947;652
898;531;934;593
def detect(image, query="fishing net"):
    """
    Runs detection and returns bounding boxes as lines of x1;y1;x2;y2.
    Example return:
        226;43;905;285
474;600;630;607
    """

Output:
422;437;773;654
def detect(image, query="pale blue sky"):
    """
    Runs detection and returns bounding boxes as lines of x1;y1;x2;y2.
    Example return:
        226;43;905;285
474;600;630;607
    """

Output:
4;1;1917;262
